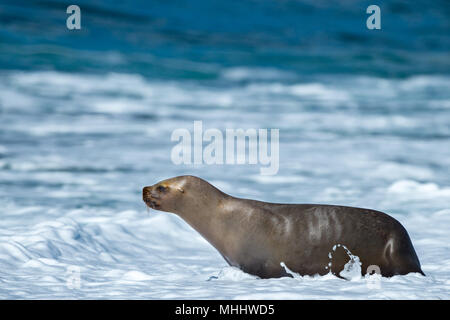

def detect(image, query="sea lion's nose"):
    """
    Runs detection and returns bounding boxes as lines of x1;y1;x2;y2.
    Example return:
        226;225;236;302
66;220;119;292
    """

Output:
142;186;152;201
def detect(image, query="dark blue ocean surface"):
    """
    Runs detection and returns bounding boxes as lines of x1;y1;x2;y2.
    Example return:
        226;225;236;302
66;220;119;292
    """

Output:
0;0;449;78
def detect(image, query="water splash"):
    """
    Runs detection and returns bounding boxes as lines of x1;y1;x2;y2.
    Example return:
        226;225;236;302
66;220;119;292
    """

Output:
327;244;362;281
280;262;302;279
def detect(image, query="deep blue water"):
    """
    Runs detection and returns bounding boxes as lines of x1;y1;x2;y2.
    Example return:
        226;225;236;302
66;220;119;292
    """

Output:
0;0;449;78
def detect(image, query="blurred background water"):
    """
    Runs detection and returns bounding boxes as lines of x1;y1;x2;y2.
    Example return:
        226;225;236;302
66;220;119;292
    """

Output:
0;0;449;299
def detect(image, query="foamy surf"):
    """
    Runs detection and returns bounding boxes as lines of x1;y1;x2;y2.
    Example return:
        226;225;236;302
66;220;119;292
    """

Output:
0;70;449;299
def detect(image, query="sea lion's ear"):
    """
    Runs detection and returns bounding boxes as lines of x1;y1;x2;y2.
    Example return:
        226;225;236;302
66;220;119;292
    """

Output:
177;187;185;193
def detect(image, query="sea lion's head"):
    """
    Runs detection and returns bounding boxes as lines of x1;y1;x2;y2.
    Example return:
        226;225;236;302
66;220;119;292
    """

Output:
143;175;228;214
142;176;188;213
143;175;228;223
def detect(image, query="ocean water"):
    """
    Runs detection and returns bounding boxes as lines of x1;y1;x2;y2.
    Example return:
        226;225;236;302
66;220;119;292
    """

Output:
0;0;449;299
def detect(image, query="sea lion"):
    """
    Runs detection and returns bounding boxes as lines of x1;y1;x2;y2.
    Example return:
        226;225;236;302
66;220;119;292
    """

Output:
142;175;424;279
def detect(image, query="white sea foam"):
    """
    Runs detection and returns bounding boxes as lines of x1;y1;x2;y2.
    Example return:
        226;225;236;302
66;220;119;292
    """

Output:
221;67;296;81
0;71;449;299
388;180;450;198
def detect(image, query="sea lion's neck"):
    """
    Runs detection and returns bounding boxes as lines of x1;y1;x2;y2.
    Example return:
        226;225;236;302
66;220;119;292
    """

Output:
176;183;223;223
175;185;245;256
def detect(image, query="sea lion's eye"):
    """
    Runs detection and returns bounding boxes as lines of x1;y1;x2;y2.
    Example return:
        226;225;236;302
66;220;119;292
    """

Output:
156;185;167;192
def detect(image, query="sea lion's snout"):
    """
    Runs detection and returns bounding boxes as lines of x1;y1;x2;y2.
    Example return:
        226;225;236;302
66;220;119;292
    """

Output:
142;186;162;210
142;186;150;202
